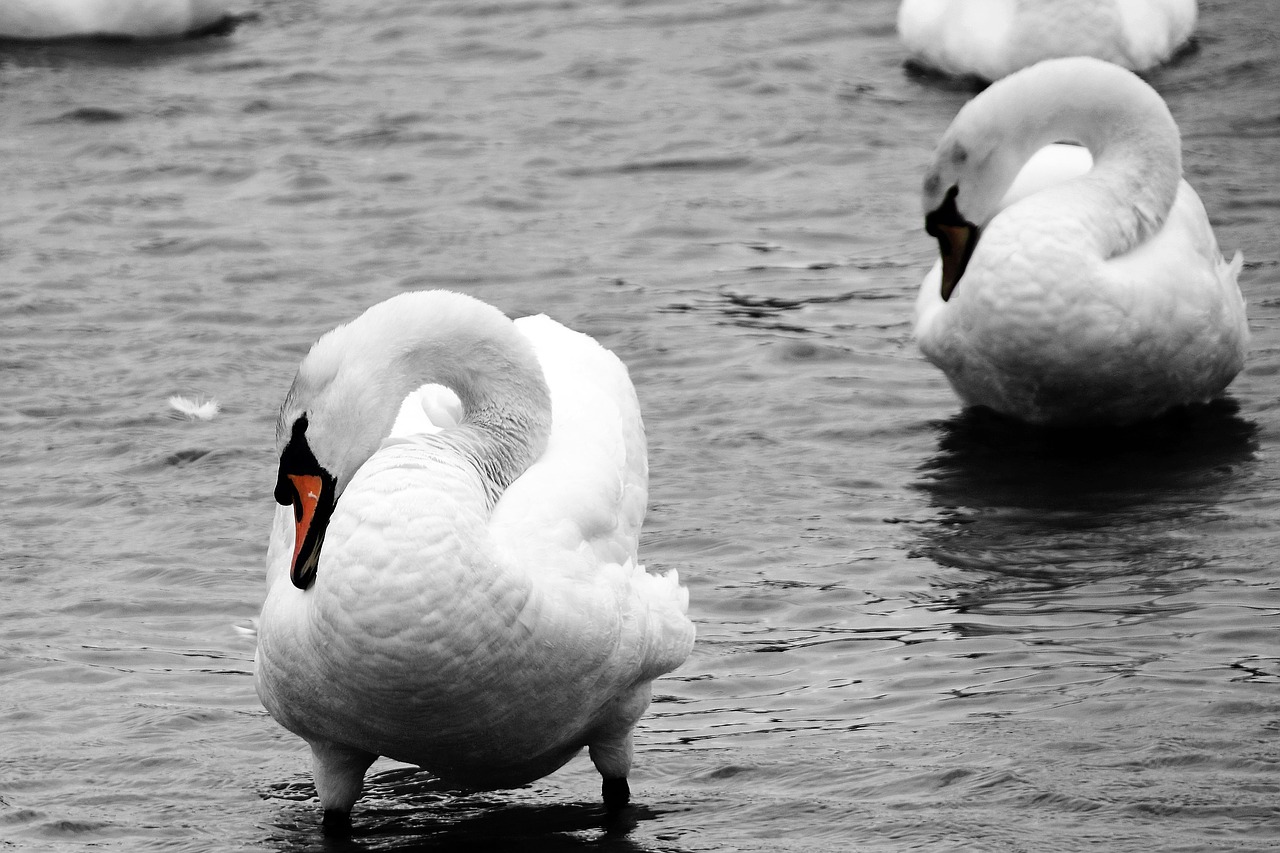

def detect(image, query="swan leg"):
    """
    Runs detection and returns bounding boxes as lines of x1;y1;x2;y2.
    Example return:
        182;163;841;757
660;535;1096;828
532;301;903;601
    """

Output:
601;776;631;811
321;808;353;836
589;733;634;812
308;739;377;834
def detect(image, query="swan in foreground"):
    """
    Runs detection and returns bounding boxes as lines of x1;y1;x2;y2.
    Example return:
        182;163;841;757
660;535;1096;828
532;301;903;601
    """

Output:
914;57;1246;426
897;0;1197;82
255;290;695;831
0;0;237;40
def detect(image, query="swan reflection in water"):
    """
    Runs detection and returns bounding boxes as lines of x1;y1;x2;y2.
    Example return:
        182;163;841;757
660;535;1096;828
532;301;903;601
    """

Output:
911;400;1258;620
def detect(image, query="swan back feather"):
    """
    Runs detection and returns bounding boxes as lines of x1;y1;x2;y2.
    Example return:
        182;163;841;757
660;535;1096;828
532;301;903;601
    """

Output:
0;0;235;39
898;0;1196;82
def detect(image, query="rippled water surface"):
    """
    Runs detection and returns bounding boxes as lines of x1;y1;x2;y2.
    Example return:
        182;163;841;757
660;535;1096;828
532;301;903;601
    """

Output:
2;1;1278;850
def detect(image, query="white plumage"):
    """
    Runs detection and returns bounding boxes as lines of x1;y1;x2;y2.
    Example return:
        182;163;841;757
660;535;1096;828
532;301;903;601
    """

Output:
0;0;235;40
913;57;1247;426
255;291;694;830
897;0;1196;82
167;394;219;420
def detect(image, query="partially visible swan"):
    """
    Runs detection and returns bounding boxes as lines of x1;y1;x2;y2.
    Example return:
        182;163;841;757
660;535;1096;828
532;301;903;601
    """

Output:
914;57;1247;426
255;290;695;831
897;0;1197;82
0;0;237;40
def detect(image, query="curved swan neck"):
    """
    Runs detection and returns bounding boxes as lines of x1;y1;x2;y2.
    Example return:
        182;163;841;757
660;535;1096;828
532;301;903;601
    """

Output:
416;339;552;504
930;57;1182;252
279;292;551;499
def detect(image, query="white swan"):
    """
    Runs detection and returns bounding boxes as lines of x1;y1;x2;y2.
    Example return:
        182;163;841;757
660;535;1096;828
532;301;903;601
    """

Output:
897;0;1197;82
913;57;1247;426
0;0;236;40
254;290;695;831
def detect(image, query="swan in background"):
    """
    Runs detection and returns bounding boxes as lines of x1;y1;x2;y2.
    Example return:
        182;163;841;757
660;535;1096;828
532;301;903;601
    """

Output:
897;0;1197;82
0;0;237;40
914;57;1246;427
255;290;694;832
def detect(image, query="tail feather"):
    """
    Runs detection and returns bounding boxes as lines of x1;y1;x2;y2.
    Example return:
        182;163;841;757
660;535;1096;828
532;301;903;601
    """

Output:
630;563;695;679
1227;249;1244;279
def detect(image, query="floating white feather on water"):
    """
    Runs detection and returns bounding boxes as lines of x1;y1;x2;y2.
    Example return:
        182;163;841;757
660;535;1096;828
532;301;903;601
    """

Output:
168;395;220;420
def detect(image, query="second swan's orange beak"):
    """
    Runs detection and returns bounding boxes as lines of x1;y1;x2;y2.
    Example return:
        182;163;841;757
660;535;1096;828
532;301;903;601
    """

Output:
924;185;979;301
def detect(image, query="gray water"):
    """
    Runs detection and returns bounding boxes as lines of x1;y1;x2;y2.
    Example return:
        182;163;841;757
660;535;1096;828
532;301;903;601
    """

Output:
1;1;1278;850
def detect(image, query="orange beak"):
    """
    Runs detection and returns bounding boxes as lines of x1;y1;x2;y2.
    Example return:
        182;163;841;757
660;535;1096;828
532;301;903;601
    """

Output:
924;185;979;302
288;473;325;588
936;220;977;302
275;414;335;590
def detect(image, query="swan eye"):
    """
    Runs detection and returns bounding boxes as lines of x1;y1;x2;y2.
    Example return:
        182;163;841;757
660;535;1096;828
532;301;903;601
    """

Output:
950;144;968;165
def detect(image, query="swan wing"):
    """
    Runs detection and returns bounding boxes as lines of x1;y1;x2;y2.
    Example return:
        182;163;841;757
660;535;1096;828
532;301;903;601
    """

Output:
898;0;1018;80
899;0;1194;80
388;384;463;438
494;315;648;572
1116;0;1197;70
1000;143;1094;208
1099;180;1248;400
494;314;693;679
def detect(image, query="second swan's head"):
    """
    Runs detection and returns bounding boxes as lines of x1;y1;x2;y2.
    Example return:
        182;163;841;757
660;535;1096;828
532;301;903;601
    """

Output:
921;56;1181;301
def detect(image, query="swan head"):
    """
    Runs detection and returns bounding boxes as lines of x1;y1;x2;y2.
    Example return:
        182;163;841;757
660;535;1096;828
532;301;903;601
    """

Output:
272;291;552;590
922;109;1029;301
921;57;1183;301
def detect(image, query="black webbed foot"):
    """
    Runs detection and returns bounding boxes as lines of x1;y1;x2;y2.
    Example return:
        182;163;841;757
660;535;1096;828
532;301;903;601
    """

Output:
321;807;353;837
601;777;631;812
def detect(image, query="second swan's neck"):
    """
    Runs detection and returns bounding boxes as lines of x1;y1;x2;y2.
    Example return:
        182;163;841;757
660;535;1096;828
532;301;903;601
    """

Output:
966;58;1182;255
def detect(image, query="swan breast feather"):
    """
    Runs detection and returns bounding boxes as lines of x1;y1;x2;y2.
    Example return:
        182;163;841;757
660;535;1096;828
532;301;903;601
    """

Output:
916;180;1246;422
260;449;630;767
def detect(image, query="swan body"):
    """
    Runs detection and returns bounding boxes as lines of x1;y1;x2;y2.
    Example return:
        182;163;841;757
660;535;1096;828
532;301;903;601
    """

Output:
914;57;1246;426
897;0;1196;82
0;0;236;40
255;291;694;827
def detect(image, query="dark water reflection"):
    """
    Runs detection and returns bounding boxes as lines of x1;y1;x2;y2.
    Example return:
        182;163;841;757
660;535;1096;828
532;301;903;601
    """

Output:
917;402;1257;594
919;400;1259;515
915;399;1261;631
0;30;242;68
899;402;1274;743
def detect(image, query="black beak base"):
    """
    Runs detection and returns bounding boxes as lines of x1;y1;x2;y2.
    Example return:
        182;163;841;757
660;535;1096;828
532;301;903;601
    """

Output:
924;185;980;301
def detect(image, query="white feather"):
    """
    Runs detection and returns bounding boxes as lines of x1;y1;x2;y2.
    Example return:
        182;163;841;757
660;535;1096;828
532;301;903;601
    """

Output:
167;395;220;421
